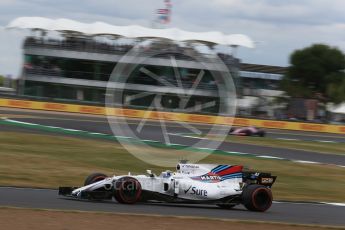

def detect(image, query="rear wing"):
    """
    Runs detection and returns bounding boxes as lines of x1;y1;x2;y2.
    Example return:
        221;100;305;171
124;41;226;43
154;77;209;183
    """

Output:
242;172;277;187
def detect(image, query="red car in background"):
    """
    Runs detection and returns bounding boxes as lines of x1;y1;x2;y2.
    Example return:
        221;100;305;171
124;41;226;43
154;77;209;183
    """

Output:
229;126;266;137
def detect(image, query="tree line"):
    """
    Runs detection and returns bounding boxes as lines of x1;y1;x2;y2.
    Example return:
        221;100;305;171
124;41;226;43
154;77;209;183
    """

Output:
281;44;345;104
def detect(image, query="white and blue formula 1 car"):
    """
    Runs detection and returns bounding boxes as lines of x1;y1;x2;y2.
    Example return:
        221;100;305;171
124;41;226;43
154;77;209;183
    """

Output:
59;163;277;212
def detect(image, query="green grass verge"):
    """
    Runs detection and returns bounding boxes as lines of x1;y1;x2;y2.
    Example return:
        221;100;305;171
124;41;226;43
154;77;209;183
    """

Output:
0;131;345;202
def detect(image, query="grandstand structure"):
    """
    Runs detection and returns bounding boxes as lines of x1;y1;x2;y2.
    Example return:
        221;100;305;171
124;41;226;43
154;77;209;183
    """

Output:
7;17;251;114
7;17;286;116
238;63;286;117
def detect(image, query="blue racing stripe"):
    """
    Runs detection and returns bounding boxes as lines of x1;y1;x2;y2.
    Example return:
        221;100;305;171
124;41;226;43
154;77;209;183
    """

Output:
221;173;242;180
221;172;242;178
212;165;230;173
211;165;226;173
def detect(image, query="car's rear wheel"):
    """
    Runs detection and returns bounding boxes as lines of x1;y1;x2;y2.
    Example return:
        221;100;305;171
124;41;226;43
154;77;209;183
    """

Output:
243;130;252;136
84;172;108;186
242;184;272;212
257;130;266;137
114;177;142;204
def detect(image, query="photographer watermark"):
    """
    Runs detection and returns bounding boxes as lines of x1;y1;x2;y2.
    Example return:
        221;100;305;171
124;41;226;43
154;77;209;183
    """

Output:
106;40;237;167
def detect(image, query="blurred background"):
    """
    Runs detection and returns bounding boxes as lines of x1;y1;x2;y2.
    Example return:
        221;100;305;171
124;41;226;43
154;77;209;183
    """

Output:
0;0;344;123
1;2;345;228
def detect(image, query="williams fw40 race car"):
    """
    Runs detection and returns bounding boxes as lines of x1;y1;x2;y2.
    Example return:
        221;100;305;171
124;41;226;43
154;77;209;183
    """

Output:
229;126;266;137
59;163;276;212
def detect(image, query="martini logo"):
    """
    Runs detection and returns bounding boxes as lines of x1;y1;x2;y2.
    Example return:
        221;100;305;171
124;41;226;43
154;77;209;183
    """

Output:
200;175;221;181
192;173;221;183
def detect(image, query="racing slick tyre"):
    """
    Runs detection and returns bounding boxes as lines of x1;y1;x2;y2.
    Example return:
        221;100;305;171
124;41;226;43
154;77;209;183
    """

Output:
257;130;266;137
242;184;272;212
114;177;142;204
243;130;252;136
84;173;108;186
228;127;235;135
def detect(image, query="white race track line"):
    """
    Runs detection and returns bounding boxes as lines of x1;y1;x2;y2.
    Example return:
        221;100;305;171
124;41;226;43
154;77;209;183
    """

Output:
317;140;337;143
276;138;299;141
172;133;345;168
4;118;345;168
273;201;345;207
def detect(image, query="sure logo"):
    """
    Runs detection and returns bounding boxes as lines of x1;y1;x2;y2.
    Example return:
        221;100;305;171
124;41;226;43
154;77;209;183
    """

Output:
184;186;208;197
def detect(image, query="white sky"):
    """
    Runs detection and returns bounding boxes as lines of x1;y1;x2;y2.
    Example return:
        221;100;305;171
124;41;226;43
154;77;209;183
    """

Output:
0;0;344;78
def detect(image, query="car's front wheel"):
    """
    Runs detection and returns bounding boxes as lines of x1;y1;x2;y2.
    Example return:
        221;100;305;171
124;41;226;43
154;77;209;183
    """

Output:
114;177;142;204
84;172;108;186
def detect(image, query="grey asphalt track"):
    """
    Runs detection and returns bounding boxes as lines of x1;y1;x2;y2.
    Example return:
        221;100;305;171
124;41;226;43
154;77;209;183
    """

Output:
1;108;345;227
0;187;344;226
2;107;345;141
1;108;345;165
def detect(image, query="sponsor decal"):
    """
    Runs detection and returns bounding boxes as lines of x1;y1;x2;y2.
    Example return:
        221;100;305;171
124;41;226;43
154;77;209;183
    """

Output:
192;173;221;183
262;121;286;129
233;118;250;126
299;123;324;132
8;100;32;108
181;164;199;169
339;127;345;133
191;187;208;197
148;111;161;119
44;103;67;110
180;164;199;174
183;185;192;194
261;177;274;184
200;175;221;181
79;106;104;114
187;114;213;123
157;112;177;121
221;117;234;124
118;109;141;117
184;186;207;197
191;165;243;183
